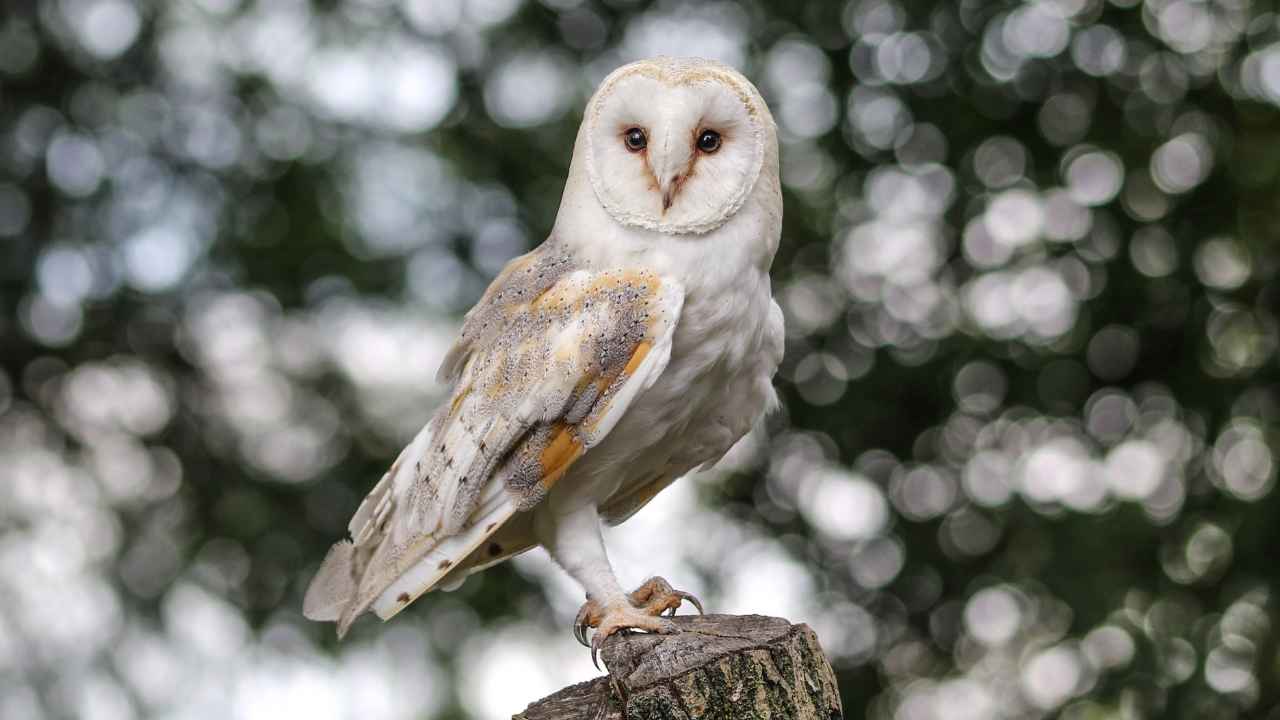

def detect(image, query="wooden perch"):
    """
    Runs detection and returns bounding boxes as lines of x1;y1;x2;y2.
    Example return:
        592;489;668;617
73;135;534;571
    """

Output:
514;614;842;720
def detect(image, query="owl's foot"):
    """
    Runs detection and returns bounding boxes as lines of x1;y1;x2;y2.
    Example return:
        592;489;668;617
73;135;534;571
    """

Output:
586;606;676;669
573;576;704;667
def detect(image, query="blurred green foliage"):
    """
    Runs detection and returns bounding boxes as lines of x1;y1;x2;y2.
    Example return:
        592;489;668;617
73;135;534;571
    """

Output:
1;1;1279;719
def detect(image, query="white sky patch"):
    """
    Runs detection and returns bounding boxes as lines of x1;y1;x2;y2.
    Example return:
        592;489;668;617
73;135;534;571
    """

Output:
1065;149;1124;206
484;52;575;128
69;0;142;60
46;131;105;198
307;42;458;132
802;466;889;541
621;4;748;69
1151;133;1213;194
984;189;1044;248
1021;644;1085;709
122;225;201;293
965;585;1021;646
37;245;95;305
460;622;597;720
1105;440;1166;501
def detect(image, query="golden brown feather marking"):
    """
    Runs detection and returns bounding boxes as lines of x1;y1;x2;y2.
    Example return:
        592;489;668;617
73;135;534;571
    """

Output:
529;282;569;311
539;423;584;490
622;341;651;376
529;283;557;306
580;339;657;437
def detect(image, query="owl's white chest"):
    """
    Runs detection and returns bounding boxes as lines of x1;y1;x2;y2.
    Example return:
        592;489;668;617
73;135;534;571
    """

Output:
623;270;782;468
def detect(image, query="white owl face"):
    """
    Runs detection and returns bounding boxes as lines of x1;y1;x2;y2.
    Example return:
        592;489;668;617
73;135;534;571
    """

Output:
583;59;771;236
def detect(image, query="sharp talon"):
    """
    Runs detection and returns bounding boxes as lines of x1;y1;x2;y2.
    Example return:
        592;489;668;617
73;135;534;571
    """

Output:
681;591;704;615
574;598;602;648
591;637;602;671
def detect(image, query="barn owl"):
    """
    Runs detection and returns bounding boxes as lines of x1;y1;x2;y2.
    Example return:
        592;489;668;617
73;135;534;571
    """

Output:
304;57;784;662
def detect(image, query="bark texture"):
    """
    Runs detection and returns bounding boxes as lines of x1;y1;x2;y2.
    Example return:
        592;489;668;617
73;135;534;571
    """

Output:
514;614;842;720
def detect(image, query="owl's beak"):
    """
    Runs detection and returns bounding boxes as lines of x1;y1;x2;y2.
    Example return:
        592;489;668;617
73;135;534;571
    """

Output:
656;162;692;214
652;126;693;214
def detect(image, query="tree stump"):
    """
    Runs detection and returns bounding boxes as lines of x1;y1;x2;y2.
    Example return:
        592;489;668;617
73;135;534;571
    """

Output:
514;614;842;720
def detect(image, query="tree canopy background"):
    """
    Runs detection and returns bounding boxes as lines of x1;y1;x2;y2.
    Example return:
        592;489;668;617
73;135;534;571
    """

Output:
2;0;1278;718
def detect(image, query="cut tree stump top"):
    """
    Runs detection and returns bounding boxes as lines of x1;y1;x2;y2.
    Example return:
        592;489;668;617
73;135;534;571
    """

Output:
514;614;842;720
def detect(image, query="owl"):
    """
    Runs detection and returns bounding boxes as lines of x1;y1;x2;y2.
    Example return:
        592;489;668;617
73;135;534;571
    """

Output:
304;56;784;662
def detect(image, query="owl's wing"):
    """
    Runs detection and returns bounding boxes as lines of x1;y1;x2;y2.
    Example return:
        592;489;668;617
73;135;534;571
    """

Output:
303;246;684;637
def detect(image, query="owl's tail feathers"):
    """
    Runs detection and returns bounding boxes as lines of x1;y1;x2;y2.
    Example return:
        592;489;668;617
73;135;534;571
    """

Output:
367;488;519;623
303;540;357;625
302;478;520;637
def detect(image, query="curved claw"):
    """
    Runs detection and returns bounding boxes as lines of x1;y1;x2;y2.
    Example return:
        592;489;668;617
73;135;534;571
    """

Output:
589;624;626;670
590;634;604;670
652;589;704;618
573;602;597;648
676;590;704;616
589;622;626;670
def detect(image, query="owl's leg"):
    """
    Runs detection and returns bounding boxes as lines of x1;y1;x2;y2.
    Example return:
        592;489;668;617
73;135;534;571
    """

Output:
539;504;677;666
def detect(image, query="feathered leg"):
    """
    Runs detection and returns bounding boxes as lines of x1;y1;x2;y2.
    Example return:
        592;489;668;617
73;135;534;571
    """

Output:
539;504;680;667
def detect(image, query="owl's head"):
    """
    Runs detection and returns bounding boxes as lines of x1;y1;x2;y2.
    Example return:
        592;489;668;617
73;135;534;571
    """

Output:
579;57;776;236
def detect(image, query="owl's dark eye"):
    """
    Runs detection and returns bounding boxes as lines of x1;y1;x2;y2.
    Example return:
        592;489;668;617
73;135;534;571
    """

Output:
623;127;647;152
697;129;722;153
